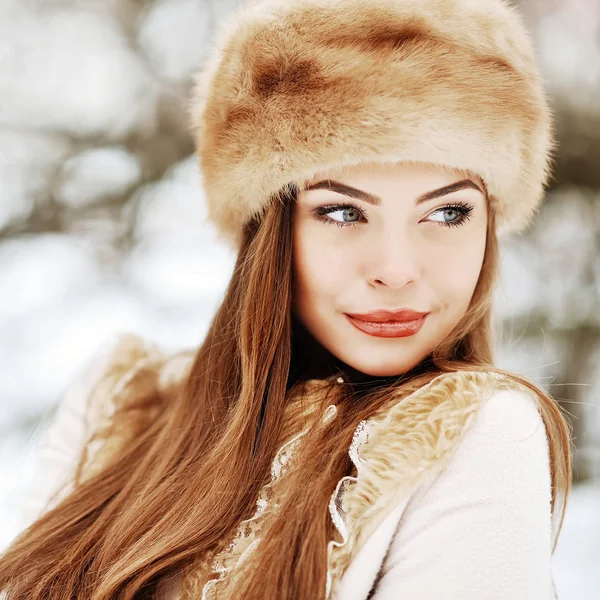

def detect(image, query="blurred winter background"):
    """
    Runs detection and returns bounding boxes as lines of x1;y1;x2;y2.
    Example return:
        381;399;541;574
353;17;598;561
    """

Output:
0;0;598;596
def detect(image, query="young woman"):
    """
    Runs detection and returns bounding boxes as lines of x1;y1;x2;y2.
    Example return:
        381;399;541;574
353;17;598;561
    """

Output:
0;0;572;599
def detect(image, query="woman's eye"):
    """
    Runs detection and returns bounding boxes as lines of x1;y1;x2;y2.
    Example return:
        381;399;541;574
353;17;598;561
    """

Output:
427;203;474;228
328;207;361;223
314;203;365;227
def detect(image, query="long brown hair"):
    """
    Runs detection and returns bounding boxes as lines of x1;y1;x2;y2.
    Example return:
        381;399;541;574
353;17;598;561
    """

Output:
0;182;572;599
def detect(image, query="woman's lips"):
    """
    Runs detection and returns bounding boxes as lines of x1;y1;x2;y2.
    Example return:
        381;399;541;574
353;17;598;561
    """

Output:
344;313;428;338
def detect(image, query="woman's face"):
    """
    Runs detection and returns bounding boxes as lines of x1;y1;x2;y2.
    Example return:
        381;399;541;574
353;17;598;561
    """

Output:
292;161;488;377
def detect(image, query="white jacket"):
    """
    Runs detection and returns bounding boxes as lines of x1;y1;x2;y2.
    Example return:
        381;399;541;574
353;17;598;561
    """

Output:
19;336;557;600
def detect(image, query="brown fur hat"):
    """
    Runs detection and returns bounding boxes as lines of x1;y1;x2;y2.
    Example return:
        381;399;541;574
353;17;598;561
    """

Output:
188;0;555;248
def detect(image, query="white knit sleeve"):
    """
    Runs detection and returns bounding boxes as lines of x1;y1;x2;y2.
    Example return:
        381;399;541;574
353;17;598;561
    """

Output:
370;387;556;600
18;337;129;531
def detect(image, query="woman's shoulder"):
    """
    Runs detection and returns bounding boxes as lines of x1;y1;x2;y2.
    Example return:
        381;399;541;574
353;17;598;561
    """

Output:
20;334;195;528
371;368;548;495
400;368;548;488
56;333;192;445
365;368;543;455
362;372;553;599
326;368;551;597
76;333;195;478
79;332;194;414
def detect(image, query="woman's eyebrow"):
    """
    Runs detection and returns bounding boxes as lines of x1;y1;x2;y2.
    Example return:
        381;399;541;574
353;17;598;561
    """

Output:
304;179;482;206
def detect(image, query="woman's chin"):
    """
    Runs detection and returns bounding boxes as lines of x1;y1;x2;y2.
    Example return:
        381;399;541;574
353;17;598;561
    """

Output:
335;352;423;378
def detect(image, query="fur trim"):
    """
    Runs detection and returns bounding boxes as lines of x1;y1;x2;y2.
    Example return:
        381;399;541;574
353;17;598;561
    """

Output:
75;335;194;485
189;0;555;248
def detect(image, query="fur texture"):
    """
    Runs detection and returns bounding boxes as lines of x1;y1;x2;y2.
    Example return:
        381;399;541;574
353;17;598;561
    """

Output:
188;0;556;248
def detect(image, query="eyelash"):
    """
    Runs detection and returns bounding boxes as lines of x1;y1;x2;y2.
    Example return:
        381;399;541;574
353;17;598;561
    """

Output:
313;201;474;229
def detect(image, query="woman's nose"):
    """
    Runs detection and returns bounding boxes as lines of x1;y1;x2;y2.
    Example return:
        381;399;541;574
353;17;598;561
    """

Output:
365;230;422;289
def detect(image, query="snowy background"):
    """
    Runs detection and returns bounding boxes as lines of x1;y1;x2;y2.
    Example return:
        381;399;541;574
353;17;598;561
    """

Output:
0;0;598;597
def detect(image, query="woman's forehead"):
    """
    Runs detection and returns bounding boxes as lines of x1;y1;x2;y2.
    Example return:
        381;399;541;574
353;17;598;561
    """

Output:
301;162;485;200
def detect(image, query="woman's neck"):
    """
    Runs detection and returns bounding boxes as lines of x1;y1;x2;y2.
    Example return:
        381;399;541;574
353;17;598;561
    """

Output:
289;315;383;386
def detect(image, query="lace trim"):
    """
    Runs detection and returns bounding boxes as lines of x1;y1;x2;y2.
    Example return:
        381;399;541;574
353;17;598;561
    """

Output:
201;403;339;599
325;418;372;600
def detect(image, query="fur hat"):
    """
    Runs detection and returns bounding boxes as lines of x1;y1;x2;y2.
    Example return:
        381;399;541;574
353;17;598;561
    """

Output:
188;0;555;248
